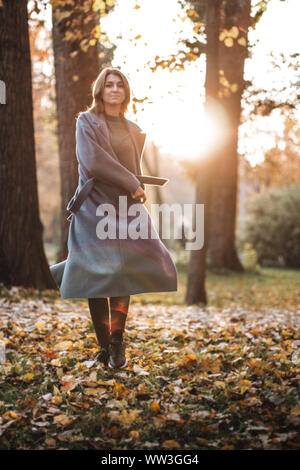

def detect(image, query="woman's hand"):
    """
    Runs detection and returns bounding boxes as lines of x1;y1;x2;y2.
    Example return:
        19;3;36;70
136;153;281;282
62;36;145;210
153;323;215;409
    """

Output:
130;185;147;203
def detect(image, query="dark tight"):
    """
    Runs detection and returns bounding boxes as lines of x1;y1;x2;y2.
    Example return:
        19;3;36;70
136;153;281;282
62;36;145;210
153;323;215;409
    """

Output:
87;296;130;348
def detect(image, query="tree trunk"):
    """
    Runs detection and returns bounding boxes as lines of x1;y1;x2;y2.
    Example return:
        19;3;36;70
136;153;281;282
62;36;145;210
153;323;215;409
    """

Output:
186;0;221;305
0;0;56;288
52;1;101;261
208;0;251;271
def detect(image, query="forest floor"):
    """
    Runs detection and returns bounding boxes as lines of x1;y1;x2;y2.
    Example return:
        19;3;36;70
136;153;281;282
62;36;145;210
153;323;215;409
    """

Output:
0;267;300;450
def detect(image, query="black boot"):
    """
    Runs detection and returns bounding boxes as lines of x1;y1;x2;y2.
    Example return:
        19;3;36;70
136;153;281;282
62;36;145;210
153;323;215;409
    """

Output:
88;298;110;366
95;346;109;366
108;296;130;368
108;335;127;368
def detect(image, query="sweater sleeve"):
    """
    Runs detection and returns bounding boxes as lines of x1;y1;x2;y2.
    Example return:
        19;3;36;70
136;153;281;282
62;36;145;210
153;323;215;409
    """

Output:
76;115;141;194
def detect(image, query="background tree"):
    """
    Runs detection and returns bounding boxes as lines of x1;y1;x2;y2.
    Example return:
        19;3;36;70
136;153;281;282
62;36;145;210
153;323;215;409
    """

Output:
247;120;300;191
208;0;250;270
186;0;221;305
29;11;60;250
0;0;56;288
51;0;116;261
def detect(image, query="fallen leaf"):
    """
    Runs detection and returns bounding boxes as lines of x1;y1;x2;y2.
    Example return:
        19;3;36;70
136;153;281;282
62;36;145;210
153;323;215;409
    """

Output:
83;387;107;395
113;382;129;398
108;409;142;427
21;373;35;382
45;437;56;447
2;411;20;421
53;341;73;351
132;364;149;375
151;402;160;413
162;440;181;450
290;404;300;416
53;414;73;427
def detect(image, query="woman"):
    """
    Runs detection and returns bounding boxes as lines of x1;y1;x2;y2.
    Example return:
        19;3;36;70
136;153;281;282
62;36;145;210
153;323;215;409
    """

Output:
50;67;177;369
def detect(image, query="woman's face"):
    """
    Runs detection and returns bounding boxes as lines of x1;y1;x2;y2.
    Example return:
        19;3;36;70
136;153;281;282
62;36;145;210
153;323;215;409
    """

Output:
102;73;126;107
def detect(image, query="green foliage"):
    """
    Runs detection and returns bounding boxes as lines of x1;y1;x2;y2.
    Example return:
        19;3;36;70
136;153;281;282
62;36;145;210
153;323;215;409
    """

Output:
238;184;300;268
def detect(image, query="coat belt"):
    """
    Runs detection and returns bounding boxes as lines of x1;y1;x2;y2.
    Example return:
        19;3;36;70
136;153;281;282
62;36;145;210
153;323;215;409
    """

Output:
66;177;96;221
66;175;146;222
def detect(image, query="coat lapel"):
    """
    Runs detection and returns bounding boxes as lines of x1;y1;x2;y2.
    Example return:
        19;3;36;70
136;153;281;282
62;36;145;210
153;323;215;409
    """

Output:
122;117;147;162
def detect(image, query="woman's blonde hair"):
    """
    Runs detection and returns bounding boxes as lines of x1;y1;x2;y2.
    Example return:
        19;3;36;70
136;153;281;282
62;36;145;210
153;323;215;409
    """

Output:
86;67;130;116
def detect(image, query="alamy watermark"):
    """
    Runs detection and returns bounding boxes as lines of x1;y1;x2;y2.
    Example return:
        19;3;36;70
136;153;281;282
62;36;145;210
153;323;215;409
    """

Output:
95;195;204;250
0;80;6;104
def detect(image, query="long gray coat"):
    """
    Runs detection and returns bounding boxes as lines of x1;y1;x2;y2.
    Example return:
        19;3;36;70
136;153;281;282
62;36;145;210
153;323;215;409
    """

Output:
50;110;178;299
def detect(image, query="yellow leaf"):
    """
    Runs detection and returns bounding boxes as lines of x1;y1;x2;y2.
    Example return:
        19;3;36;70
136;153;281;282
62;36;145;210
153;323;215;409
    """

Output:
2;411;19;421
113;381;129;398
238;380;252;387
247;358;261;369
22;373;35;382
93;0;106;11
220;76;229;87
97;378;114;386
52;396;63;405
87;333;96;341
53;385;61;396
53;341;73;351
238;37;247;47
215;381;226;388
200;359;221;373
163;440;181;450
108;409;142;427
185;354;198;364
84;387;107;395
230;83;238;92
224;37;234;47
229;26;239;38
53;414;73;427
129;430;139;440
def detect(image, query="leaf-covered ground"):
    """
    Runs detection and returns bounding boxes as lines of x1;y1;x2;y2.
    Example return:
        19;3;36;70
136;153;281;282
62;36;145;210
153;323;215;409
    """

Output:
0;281;300;450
